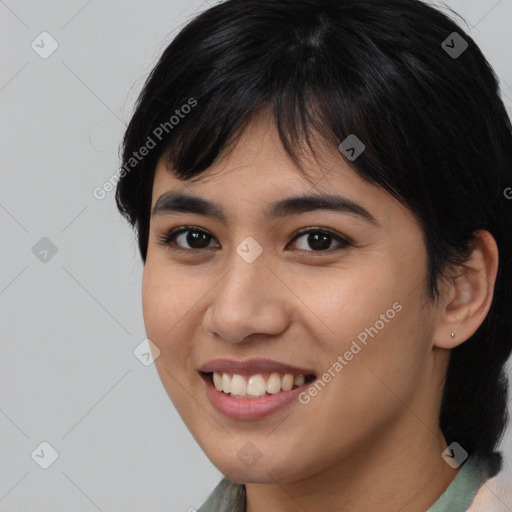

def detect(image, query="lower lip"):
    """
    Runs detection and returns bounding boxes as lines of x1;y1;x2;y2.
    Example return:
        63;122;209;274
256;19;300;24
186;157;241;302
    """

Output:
201;374;312;420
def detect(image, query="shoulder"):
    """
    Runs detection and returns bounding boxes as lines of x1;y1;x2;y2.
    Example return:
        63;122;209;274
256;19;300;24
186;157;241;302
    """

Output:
467;452;508;512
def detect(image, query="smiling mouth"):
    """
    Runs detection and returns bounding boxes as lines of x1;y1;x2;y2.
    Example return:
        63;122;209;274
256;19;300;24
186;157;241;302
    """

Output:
203;371;316;399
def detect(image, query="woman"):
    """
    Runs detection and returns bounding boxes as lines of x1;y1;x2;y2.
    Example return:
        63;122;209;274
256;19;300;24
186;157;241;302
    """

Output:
115;0;512;510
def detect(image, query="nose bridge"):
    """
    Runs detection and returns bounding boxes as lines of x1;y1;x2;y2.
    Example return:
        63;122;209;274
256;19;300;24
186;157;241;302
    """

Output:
205;246;288;342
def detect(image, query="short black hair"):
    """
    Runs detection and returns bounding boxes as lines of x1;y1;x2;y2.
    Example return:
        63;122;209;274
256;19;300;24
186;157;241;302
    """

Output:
116;0;512;462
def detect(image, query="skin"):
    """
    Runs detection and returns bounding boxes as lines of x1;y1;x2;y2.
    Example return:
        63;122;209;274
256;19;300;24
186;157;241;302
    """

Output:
142;111;499;512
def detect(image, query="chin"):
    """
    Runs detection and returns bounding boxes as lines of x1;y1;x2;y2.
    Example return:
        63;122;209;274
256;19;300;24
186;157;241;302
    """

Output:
206;449;309;485
217;466;291;485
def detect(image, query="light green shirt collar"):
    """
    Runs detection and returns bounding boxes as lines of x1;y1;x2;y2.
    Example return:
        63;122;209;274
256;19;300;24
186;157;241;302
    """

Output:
427;454;495;511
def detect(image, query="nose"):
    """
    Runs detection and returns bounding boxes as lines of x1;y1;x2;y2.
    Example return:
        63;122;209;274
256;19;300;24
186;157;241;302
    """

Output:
203;251;290;343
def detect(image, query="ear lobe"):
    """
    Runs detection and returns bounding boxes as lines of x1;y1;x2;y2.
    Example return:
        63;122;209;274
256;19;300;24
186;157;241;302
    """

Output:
433;230;499;350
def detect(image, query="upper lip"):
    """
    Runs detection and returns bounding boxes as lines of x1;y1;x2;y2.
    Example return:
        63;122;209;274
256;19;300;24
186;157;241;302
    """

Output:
199;358;316;377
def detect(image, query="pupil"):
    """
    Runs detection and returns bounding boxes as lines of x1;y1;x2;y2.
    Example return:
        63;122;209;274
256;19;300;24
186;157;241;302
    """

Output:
188;230;209;248
309;232;330;251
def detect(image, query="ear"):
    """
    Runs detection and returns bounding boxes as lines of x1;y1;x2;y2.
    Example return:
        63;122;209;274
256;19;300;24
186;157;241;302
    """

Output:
433;230;499;349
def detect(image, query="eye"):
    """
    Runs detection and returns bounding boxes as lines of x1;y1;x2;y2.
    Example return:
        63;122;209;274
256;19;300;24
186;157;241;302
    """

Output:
158;226;351;254
158;226;219;251
289;228;351;254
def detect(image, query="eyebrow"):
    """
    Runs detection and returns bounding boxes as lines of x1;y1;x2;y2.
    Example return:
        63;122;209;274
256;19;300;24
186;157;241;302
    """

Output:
151;191;379;226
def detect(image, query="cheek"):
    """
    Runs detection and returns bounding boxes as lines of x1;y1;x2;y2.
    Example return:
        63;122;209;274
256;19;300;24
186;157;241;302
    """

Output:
142;266;168;340
304;253;432;391
141;262;200;409
142;261;196;342
300;264;405;351
141;262;198;391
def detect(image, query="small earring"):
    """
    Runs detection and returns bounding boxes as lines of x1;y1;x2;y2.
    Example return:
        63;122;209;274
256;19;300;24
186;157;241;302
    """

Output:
450;332;455;339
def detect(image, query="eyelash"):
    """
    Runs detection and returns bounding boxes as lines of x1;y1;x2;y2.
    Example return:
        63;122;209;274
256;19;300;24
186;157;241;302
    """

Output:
157;225;352;256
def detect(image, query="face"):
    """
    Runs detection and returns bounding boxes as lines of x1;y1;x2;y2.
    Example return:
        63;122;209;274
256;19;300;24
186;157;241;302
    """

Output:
142;112;446;484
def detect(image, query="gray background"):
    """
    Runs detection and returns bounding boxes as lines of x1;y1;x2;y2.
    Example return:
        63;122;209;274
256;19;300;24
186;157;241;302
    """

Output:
0;1;511;511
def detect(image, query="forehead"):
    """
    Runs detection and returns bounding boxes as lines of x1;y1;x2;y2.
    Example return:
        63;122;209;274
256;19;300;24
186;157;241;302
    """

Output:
151;113;398;227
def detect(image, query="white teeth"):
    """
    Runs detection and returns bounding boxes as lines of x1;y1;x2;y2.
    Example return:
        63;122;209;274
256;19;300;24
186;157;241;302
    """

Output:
282;374;294;391
221;373;231;394
213;372;223;391
230;374;247;396
211;371;308;398
247;375;267;397
266;373;282;394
